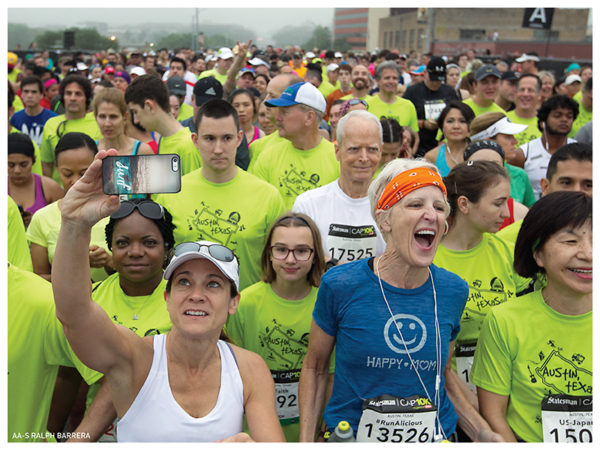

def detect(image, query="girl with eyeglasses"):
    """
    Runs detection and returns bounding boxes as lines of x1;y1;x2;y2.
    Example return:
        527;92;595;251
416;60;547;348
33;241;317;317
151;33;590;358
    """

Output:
226;213;326;441
27;132;113;282
50;149;285;442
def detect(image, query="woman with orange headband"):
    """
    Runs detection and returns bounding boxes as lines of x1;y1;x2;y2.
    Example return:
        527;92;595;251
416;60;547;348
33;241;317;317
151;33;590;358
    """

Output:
299;159;502;443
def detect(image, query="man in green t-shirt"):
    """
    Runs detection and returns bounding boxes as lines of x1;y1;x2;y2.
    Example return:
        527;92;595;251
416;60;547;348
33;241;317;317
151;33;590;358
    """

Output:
506;74;543;147
125;75;201;175
155;99;285;291
366;61;419;132
251;81;340;209
40;75;101;183
340;64;371;101
198;47;234;86
463;65;505;117
570;77;592;137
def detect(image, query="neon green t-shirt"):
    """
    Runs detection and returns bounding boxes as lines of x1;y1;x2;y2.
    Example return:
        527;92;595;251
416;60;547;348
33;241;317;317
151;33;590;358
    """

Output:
157;126;202;175
340;93;371;101
366;95;419;132
40;112;101;183
8;67;22;84
85;274;172;409
318;79;340;99
155;169;286;290
433;233;531;387
26;201;111;282
12;94;25;112
569;101;592;138
177;102;194;121
506;111;542;147
10;126;43;175
226;281;319;441
496;218;523;248
249;137;340;209
462;97;506;117
7;264;101;442
198;69;228;85
248;131;283;172
471;290;592;442
7;196;33;272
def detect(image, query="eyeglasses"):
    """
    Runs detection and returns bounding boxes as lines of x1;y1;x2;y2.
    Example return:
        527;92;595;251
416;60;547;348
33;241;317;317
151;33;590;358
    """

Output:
173;242;235;262
111;200;164;220
270;246;314;261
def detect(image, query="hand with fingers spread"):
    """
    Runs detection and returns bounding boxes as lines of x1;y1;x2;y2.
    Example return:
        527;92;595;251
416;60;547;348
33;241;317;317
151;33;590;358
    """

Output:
60;149;121;228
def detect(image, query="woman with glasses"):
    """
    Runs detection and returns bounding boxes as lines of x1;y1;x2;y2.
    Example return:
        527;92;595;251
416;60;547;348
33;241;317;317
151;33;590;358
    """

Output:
50;149;285;442
27;132;112;282
227;213;326;442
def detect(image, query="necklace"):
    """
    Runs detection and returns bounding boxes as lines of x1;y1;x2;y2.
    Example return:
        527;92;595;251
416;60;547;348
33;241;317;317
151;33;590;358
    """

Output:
445;142;462;166
131;299;149;320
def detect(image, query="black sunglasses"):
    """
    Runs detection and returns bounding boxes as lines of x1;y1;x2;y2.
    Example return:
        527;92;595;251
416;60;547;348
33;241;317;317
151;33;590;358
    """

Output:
111;200;164;220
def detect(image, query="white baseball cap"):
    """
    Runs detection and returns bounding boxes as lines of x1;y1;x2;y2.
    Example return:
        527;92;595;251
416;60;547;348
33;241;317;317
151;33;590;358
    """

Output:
164;241;239;292
515;53;540;63
264;82;327;113
564;74;583;86
326;63;340;72
217;47;234;60
470;116;528;141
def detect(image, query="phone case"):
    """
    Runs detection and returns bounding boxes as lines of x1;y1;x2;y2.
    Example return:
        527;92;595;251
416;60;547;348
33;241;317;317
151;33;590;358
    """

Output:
102;154;181;195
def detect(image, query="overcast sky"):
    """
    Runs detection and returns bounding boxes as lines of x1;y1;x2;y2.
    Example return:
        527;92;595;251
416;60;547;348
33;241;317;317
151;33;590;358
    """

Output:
7;5;335;39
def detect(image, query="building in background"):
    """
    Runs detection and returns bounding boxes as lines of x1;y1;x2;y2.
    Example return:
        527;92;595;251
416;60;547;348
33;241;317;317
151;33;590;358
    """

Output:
333;8;390;52
378;8;591;61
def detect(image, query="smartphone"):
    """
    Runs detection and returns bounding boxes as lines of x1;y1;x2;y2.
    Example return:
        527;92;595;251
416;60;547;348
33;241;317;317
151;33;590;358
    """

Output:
102;154;181;195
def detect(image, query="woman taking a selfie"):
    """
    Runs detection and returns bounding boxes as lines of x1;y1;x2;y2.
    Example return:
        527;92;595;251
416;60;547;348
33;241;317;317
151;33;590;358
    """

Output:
227;212;326;442
51;149;285;442
27;132;112;282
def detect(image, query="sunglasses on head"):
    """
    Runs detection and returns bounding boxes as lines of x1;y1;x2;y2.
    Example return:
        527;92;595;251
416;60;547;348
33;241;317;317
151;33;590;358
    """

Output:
347;98;368;108
111;200;164;221
172;242;235;262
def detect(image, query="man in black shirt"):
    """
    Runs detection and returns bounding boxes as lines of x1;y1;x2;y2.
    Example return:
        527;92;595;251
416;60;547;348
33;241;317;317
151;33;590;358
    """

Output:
404;57;459;157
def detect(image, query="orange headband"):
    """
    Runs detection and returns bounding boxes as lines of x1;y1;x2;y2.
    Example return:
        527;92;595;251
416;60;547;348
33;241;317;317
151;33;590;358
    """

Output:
376;167;447;211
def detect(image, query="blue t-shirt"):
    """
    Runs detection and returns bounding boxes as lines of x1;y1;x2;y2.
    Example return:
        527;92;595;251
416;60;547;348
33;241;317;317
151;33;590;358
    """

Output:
313;258;468;437
10;108;57;146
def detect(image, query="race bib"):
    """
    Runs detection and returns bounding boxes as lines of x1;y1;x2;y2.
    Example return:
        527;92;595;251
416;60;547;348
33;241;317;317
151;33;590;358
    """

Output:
327;223;377;263
356;394;437;443
273;370;300;425
541;394;593;443
455;340;477;394
99;418;117;442
424;100;446;121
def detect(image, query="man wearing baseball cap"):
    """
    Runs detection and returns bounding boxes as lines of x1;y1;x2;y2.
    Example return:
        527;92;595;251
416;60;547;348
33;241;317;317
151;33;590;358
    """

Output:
494;70;519;112
167;76;194;121
249;82;340;209
199;47;234;86
404;56;460;156
515;52;540;75
318;63;340;99
463;65;505;117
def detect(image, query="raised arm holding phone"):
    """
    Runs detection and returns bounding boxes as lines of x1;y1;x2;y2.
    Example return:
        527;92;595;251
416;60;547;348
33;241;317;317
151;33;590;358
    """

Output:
51;149;284;442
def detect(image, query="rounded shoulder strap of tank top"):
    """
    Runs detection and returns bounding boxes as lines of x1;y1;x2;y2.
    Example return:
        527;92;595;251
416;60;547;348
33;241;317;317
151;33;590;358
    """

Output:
224;341;239;368
132;140;141;156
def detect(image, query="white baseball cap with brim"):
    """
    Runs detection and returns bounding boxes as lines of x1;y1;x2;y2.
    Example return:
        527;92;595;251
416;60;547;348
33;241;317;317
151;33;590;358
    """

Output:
248;57;270;68
306;51;316;59
326;63;340;72
130;66;146;77
164;240;239;292
565;74;583;86
264;81;326;113
470;116;528;141
217;47;234;60
515;53;540;63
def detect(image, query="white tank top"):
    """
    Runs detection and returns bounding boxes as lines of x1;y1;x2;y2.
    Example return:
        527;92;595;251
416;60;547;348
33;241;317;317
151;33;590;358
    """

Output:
117;334;245;442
